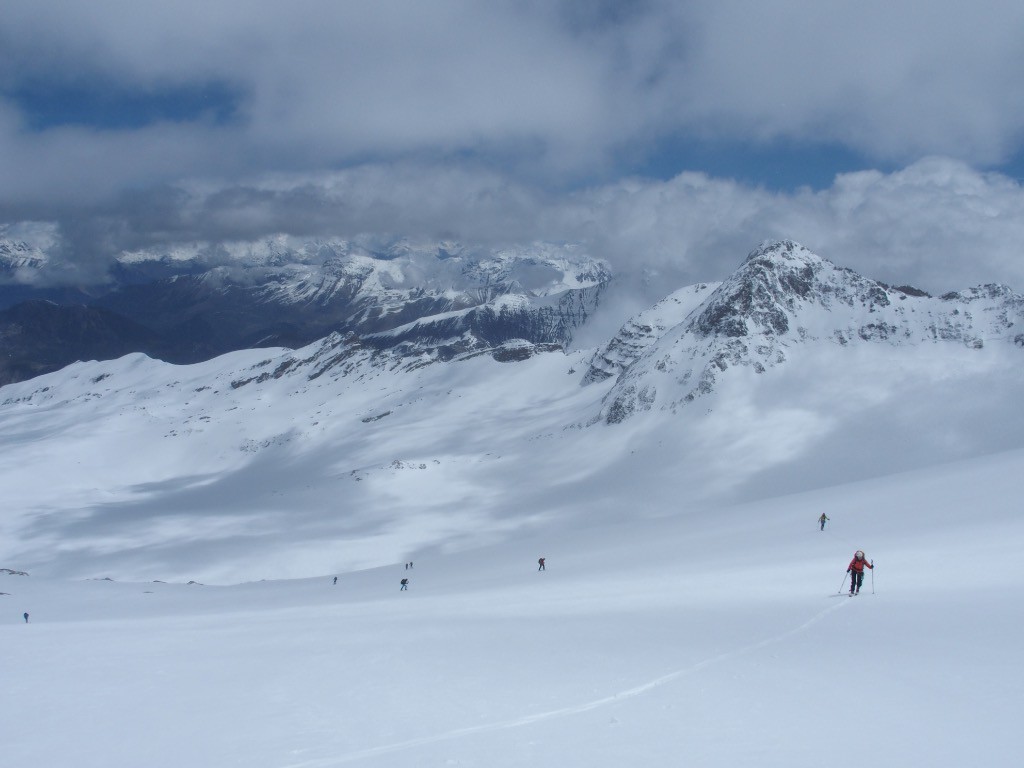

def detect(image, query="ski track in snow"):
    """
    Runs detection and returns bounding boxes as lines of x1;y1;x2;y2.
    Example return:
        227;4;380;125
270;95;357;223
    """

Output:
280;599;849;767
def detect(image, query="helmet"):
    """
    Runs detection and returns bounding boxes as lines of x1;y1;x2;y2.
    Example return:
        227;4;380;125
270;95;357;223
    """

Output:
855;550;865;559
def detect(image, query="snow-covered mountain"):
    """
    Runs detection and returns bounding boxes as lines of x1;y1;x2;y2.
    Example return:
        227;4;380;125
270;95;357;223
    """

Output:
593;240;1024;423
0;238;46;274
3;239;1024;767
101;238;610;360
2;238;1023;584
0;236;611;384
0;222;55;274
582;280;720;384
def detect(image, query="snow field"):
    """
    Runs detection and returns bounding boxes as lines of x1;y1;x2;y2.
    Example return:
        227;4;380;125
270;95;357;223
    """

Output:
3;448;1022;767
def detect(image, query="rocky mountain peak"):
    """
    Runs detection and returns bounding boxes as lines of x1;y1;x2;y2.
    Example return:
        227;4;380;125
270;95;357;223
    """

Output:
0;238;47;274
742;238;817;265
593;240;1024;424
692;239;888;339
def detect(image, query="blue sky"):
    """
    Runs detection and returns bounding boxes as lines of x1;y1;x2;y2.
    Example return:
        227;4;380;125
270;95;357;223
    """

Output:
3;1;1024;289
6;80;242;133
9;80;1024;193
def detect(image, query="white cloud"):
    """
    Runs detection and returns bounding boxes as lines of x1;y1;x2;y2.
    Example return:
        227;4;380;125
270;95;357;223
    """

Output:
656;1;1024;163
4;3;1024;295
3;0;1024;204
7;158;1023;298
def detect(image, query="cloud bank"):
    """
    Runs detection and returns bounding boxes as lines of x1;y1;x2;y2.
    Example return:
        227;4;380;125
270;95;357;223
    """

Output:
3;1;1024;202
3;2;1024;295
5;158;1024;298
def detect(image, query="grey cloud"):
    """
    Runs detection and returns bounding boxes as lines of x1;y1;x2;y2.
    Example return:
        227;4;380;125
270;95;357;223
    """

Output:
666;1;1024;164
559;158;1024;295
3;0;1024;212
3;2;1024;298
6;158;1024;299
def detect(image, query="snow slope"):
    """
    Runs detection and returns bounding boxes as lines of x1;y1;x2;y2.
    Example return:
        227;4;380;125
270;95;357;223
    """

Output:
3;450;1022;767
1;239;1022;765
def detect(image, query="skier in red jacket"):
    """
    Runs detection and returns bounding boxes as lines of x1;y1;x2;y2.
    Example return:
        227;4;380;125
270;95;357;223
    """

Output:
847;550;873;595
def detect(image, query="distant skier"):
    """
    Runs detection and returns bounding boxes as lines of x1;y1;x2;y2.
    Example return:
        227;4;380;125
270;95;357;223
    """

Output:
333;576;337;585
23;612;29;623
847;550;874;595
400;578;409;591
819;513;830;531
538;557;545;571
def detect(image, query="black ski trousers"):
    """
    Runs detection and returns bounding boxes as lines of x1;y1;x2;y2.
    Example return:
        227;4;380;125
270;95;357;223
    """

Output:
849;570;864;594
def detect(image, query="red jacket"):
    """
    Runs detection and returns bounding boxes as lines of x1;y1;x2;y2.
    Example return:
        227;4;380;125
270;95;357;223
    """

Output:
848;556;873;573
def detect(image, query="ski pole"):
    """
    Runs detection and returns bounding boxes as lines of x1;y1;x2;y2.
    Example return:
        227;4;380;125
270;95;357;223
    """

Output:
838;572;848;595
871;560;875;594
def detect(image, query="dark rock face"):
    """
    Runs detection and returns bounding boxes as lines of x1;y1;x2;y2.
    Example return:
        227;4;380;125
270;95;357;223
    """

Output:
0;301;168;386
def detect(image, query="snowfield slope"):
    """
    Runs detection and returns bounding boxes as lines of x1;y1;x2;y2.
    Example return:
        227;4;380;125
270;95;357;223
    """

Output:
3;450;1022;768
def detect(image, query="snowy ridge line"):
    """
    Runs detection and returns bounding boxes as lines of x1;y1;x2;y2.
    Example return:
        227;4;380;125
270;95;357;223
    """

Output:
280;600;849;768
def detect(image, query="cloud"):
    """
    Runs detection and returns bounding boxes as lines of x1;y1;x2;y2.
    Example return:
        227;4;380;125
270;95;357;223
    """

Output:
3;0;1024;211
5;158;1024;298
653;1;1024;164
571;158;1024;295
0;1;619;196
4;3;1024;296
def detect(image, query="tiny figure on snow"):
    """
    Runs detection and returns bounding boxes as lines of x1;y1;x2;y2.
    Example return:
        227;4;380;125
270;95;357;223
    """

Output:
404;563;408;570
400;578;409;591
23;612;29;623
333;576;337;585
819;513;830;531
847;550;873;595
538;557;546;571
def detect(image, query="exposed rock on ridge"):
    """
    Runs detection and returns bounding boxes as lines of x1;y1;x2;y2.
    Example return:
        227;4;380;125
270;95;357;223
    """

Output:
597;240;1023;423
0;238;611;384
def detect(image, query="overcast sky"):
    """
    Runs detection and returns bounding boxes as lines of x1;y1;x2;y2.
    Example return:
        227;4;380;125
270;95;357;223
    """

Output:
2;0;1024;292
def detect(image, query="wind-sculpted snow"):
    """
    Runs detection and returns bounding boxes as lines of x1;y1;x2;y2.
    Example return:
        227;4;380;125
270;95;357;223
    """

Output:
598;240;1024;423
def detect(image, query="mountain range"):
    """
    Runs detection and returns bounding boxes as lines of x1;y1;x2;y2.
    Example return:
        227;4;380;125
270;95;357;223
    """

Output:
588;239;1024;422
0;237;610;385
2;236;1023;767
2;238;1022;582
